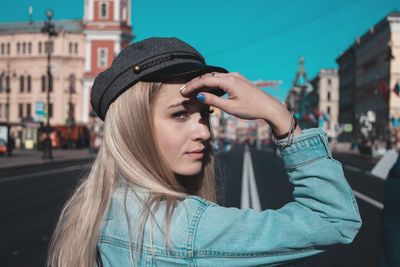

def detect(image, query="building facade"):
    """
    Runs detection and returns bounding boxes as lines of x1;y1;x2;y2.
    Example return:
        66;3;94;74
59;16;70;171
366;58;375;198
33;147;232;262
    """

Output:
0;20;85;126
336;46;356;141
336;12;400;146
0;0;133;149
83;0;133;123
310;69;339;139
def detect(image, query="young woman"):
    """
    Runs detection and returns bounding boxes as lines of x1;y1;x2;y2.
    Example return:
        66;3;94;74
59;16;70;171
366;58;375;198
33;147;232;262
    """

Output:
47;37;362;267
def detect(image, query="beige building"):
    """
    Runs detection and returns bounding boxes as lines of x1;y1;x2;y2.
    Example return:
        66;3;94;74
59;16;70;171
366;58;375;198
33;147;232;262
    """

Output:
0;21;85;149
0;0;133;149
310;69;339;139
0;20;85;125
336;12;400;145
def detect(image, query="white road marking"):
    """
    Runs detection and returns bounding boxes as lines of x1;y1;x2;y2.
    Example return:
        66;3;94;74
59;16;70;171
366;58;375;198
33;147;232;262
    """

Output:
344;164;389;180
364;171;386;180
352;190;384;210
371;150;398;180
241;146;261;211
0;164;91;183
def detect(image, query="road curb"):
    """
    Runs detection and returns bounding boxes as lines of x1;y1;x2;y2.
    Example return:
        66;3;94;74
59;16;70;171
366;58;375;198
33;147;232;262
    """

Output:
0;155;97;171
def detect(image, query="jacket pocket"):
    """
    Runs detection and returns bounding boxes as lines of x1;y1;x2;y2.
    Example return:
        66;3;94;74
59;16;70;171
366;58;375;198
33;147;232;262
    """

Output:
145;254;154;267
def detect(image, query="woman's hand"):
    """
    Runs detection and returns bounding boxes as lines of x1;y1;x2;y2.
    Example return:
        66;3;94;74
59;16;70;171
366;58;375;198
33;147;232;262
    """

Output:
180;72;302;137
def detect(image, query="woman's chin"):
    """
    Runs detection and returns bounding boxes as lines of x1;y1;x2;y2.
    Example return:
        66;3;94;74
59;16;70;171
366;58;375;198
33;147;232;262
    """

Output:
174;164;203;177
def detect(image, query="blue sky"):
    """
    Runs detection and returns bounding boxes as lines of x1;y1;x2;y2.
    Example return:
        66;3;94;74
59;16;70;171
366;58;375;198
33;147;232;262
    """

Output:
1;0;399;100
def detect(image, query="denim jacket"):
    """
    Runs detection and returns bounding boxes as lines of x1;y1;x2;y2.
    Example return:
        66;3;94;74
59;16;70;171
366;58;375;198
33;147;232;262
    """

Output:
98;128;362;266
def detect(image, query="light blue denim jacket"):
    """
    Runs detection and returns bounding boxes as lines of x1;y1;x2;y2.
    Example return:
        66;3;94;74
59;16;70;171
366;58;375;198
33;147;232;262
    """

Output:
98;128;362;266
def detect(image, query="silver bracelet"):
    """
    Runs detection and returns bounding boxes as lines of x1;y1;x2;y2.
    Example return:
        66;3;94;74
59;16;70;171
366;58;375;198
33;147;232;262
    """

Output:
272;114;297;149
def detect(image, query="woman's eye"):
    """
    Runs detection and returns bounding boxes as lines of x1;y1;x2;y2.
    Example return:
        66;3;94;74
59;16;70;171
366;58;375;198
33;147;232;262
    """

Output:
172;111;188;120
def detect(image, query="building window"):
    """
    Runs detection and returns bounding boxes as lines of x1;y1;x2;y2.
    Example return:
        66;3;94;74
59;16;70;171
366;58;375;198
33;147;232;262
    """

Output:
6;76;10;92
0;76;2;93
41;75;46;92
26;103;31;117
0;103;2;118
7;43;10;55
69;74;76;93
1;43;4;55
39;42;42;54
327;78;331;86
45;41;54;54
22;42;26;54
19;75;24;93
100;2;108;18
5;103;9;119
327;91;331;101
18;103;23;118
17;42;20;54
69;42;73;54
98;48;108;68
48;103;53;118
27;75;32;93
327;106;331;115
28;42;32;54
74;43;78;54
122;6;127;21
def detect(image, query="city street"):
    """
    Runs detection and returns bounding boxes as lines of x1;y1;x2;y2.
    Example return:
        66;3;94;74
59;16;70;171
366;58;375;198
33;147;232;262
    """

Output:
0;146;385;267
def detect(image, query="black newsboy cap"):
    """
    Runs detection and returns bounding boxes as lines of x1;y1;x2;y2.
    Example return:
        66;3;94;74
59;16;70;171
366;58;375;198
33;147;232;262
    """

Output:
90;37;228;120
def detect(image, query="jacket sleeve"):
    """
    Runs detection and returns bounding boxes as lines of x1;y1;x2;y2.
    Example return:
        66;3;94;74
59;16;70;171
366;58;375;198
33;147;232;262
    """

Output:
191;128;362;267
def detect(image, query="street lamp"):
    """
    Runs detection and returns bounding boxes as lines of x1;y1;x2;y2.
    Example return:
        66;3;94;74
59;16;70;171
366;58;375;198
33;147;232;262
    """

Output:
66;75;75;148
41;9;57;159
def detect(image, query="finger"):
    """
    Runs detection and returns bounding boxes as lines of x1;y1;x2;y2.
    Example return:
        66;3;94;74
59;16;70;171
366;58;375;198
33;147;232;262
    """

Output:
196;92;233;112
181;74;239;96
228;72;246;81
206;72;245;81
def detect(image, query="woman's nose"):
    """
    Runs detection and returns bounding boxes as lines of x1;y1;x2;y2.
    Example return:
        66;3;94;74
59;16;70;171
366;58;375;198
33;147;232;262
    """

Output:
191;117;211;141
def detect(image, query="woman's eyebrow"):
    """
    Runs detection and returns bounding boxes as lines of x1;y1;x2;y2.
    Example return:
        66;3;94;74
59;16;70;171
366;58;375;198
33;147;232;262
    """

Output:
168;99;196;109
168;102;184;109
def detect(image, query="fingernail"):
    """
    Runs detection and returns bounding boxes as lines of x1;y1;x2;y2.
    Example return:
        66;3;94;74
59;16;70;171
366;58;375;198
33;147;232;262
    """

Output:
179;84;186;93
197;93;205;102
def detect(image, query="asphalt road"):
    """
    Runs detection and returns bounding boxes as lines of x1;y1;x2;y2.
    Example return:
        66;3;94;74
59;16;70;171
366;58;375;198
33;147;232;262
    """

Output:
0;147;385;267
218;145;384;267
0;159;93;267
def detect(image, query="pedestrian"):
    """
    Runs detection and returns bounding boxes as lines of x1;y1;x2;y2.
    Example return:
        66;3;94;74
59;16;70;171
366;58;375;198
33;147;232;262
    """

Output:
47;37;362;267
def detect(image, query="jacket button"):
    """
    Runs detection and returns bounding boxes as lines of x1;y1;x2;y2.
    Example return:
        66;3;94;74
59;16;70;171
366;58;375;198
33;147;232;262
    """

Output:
133;65;141;74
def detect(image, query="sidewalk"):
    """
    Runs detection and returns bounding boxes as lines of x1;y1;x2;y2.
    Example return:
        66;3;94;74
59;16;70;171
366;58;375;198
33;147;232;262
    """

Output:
0;148;97;169
331;141;380;163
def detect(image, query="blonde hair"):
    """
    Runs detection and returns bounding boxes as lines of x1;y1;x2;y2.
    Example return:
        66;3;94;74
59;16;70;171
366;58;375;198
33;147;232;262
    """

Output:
47;81;217;266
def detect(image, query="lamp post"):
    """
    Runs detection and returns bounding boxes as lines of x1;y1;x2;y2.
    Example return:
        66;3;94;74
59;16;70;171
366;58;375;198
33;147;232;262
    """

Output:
41;9;57;159
66;77;75;148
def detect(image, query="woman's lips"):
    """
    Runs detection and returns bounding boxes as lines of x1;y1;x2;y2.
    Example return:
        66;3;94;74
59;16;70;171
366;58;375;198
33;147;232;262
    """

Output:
186;151;204;160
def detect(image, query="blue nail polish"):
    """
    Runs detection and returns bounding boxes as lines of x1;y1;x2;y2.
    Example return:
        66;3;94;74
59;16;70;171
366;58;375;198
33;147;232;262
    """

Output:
197;93;205;102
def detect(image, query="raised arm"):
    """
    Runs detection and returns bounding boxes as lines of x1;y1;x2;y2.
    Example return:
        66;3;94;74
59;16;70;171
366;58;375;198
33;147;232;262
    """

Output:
187;128;361;266
179;73;361;266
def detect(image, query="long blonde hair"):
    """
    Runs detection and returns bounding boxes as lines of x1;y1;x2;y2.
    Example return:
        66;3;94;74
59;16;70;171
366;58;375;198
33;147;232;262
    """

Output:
47;81;217;266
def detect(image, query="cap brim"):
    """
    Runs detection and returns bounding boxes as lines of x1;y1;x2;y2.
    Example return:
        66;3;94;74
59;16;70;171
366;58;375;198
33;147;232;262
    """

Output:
142;62;229;97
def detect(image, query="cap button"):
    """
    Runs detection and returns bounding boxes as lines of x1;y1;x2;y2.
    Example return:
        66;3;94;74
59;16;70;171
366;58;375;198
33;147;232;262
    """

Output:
133;65;141;74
